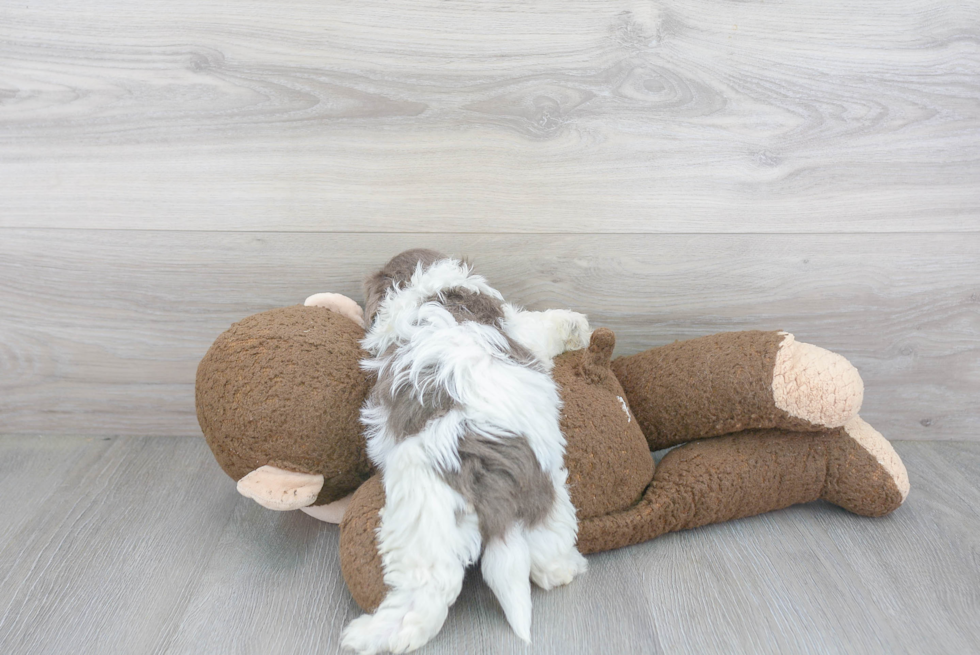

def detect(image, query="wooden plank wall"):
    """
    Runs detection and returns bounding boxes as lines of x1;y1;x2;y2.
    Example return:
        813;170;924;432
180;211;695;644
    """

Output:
1;0;978;440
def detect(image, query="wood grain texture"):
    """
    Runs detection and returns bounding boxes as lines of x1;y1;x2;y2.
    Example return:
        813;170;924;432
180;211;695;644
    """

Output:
1;0;978;232
2;229;977;439
0;437;239;655
628;441;980;655
0;437;976;655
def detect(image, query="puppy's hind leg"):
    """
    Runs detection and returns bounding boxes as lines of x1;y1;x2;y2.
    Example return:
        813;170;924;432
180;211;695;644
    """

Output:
481;526;533;643
342;443;481;654
527;469;588;591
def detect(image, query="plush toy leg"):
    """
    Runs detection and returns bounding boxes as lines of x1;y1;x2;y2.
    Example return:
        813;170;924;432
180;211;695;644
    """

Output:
339;419;907;614
822;416;909;515
576;417;908;554
611;330;864;450
340;476;389;613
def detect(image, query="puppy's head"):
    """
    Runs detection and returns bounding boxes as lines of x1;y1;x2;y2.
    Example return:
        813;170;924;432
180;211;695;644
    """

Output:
364;248;447;324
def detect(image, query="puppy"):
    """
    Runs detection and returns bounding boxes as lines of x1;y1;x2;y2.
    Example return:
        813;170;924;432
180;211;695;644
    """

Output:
342;249;590;654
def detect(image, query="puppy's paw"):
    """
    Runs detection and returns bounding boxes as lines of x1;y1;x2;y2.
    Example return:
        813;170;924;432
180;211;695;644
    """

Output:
342;602;447;654
554;310;591;353
341;614;387;655
531;549;588;591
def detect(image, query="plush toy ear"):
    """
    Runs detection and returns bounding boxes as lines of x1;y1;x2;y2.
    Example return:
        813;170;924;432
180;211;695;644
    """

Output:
305;292;366;328
236;465;324;511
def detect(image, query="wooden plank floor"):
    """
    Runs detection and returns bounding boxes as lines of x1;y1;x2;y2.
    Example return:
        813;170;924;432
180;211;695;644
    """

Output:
0;436;977;655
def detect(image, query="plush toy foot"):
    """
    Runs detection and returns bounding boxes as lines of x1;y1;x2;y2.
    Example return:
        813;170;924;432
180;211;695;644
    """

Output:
772;332;863;429
304;292;365;328
822;416;909;516
613;330;865;450
236;465;324;511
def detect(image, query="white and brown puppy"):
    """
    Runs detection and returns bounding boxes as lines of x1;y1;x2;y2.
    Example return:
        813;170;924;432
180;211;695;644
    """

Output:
342;249;590;654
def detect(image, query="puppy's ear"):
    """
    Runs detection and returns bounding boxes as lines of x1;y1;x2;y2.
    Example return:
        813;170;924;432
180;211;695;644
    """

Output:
363;270;389;325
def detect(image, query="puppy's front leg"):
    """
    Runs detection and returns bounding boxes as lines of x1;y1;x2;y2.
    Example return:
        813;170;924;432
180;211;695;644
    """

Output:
342;442;481;655
502;305;592;367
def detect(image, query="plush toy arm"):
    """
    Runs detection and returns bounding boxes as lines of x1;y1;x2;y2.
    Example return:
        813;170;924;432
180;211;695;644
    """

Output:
612;331;864;450
501;304;592;368
576;417;908;554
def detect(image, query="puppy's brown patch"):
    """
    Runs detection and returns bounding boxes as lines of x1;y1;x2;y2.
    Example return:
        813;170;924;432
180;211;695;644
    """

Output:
364;248;447;323
443;432;555;542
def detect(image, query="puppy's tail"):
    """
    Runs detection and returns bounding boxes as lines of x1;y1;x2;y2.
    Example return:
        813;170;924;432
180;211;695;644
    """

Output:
481;528;533;643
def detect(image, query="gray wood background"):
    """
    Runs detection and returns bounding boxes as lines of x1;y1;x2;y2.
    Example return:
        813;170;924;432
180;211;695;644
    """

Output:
1;0;979;439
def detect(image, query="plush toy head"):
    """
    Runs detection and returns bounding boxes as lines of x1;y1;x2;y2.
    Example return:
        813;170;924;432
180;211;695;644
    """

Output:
196;305;373;507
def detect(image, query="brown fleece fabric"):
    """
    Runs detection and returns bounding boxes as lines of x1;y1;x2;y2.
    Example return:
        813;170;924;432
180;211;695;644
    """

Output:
575;427;905;554
552;328;654;520
611;331;822;451
339;475;389;613
196;305;373;505
823;428;906;517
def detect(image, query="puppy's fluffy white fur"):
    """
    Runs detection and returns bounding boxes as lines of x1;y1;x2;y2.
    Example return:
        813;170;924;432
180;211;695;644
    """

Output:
342;258;590;654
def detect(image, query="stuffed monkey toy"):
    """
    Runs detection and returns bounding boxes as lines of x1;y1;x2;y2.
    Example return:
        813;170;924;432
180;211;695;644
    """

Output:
196;295;908;615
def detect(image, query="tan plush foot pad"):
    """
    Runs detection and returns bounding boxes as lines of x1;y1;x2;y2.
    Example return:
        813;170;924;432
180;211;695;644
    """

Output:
611;331;863;450
772;333;864;429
